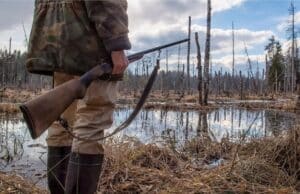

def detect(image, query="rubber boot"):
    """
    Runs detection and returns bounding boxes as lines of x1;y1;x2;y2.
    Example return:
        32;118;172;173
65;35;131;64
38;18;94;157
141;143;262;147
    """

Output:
65;153;104;194
47;146;71;194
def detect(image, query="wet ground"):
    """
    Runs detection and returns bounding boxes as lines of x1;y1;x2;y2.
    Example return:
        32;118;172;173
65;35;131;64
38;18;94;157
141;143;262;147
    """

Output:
0;106;297;187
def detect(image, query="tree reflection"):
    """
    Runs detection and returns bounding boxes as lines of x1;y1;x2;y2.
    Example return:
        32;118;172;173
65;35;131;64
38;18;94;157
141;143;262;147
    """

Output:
0;113;25;168
264;110;295;137
196;111;211;141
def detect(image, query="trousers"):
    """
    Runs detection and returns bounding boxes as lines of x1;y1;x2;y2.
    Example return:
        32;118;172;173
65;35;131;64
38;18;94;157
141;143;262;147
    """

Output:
46;72;118;154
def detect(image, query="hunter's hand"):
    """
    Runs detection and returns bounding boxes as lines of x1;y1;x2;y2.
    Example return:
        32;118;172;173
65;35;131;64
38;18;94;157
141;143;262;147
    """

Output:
111;50;129;74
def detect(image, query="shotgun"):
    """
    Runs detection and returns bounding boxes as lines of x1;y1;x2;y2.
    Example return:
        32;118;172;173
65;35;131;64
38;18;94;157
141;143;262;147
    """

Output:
20;38;189;139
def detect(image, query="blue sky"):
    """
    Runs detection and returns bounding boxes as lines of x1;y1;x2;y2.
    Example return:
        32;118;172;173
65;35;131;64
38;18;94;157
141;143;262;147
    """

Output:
0;0;299;74
212;0;300;54
213;0;292;32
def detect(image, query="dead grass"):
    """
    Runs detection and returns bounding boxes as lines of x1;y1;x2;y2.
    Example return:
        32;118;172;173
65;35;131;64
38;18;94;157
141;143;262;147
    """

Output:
0;172;48;194
0;88;40;103
0;103;19;113
99;127;300;193
0;127;298;193
238;98;297;112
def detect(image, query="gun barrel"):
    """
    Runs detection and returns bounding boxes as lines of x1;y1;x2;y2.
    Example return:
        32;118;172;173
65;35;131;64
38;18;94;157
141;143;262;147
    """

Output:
127;38;189;62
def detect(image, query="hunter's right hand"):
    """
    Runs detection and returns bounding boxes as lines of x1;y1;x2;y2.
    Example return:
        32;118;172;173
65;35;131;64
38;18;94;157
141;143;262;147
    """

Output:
111;50;129;75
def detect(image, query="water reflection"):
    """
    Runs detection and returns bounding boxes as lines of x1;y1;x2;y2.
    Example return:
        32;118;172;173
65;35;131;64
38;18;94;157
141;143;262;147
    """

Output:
111;107;296;146
0;113;47;187
0;113;25;167
0;107;296;186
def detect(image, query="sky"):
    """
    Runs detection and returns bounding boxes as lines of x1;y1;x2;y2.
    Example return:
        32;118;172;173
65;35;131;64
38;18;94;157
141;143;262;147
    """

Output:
0;0;300;74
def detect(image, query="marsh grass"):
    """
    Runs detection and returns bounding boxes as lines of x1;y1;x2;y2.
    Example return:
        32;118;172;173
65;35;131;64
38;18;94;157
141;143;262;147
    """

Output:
98;127;300;193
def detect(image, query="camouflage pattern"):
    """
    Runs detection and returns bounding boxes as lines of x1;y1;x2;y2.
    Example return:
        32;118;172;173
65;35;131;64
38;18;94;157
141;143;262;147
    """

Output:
26;0;131;76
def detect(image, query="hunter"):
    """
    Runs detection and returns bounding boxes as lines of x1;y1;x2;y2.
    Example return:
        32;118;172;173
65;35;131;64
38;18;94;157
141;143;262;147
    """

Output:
26;0;131;193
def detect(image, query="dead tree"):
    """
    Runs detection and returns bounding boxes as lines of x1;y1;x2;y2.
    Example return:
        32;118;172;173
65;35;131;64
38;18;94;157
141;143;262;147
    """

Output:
203;0;212;105
218;70;221;96
177;45;181;95
232;22;235;78
265;54;270;92
187;16;192;93
288;1;297;92
296;88;300;111
297;51;300;109
180;63;185;99
195;32;203;105
240;71;244;100
244;44;258;91
165;49;169;97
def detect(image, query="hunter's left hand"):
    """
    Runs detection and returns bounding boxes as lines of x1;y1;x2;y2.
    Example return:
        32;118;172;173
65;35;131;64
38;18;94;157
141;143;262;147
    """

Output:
111;50;129;74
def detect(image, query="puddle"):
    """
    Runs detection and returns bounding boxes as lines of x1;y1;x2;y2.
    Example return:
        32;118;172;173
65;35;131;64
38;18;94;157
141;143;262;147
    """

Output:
111;107;296;144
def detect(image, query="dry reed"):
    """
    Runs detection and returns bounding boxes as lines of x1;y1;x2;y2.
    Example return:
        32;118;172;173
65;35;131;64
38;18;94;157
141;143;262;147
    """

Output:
98;127;300;193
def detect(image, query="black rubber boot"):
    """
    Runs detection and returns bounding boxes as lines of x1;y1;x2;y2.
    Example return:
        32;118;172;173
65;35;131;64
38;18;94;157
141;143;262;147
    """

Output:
47;146;71;194
65;153;104;194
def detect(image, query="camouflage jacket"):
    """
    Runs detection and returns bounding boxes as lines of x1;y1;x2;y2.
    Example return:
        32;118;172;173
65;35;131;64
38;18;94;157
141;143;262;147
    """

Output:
26;0;131;76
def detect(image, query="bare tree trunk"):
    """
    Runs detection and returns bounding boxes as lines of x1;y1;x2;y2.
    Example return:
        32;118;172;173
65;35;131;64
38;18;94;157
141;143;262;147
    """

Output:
296;47;300;110
240;71;243;100
232;22;235;77
290;2;296;92
195;32;203;105
275;69;278;93
261;69;265;95
244;44;258;91
165;49;169;97
187;16;191;94
203;0;212;105
9;37;12;56
181;64;185;99
218;70;221;96
177;45;181;95
296;85;300;111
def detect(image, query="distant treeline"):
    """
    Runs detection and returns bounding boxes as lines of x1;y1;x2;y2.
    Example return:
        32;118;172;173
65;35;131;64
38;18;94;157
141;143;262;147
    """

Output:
0;49;263;95
119;66;265;97
0;49;265;98
0;49;52;89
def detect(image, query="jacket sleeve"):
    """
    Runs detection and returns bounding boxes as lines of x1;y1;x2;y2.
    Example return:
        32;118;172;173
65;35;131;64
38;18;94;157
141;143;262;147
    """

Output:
84;0;131;53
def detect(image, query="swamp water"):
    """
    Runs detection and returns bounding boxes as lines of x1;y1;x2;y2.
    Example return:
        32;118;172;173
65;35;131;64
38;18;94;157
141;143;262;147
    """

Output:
0;107;297;187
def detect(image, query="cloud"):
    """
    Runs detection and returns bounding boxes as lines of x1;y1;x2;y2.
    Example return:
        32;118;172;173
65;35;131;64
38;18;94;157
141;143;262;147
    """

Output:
191;26;273;56
1;0;248;52
0;25;30;52
128;0;247;50
3;0;269;74
213;54;266;71
279;37;300;57
277;11;300;32
130;22;273;60
0;0;34;31
128;0;246;28
127;0;272;67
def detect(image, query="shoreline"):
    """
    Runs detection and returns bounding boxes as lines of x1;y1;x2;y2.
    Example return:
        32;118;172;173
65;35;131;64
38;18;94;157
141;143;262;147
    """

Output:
1;98;296;115
0;88;297;113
